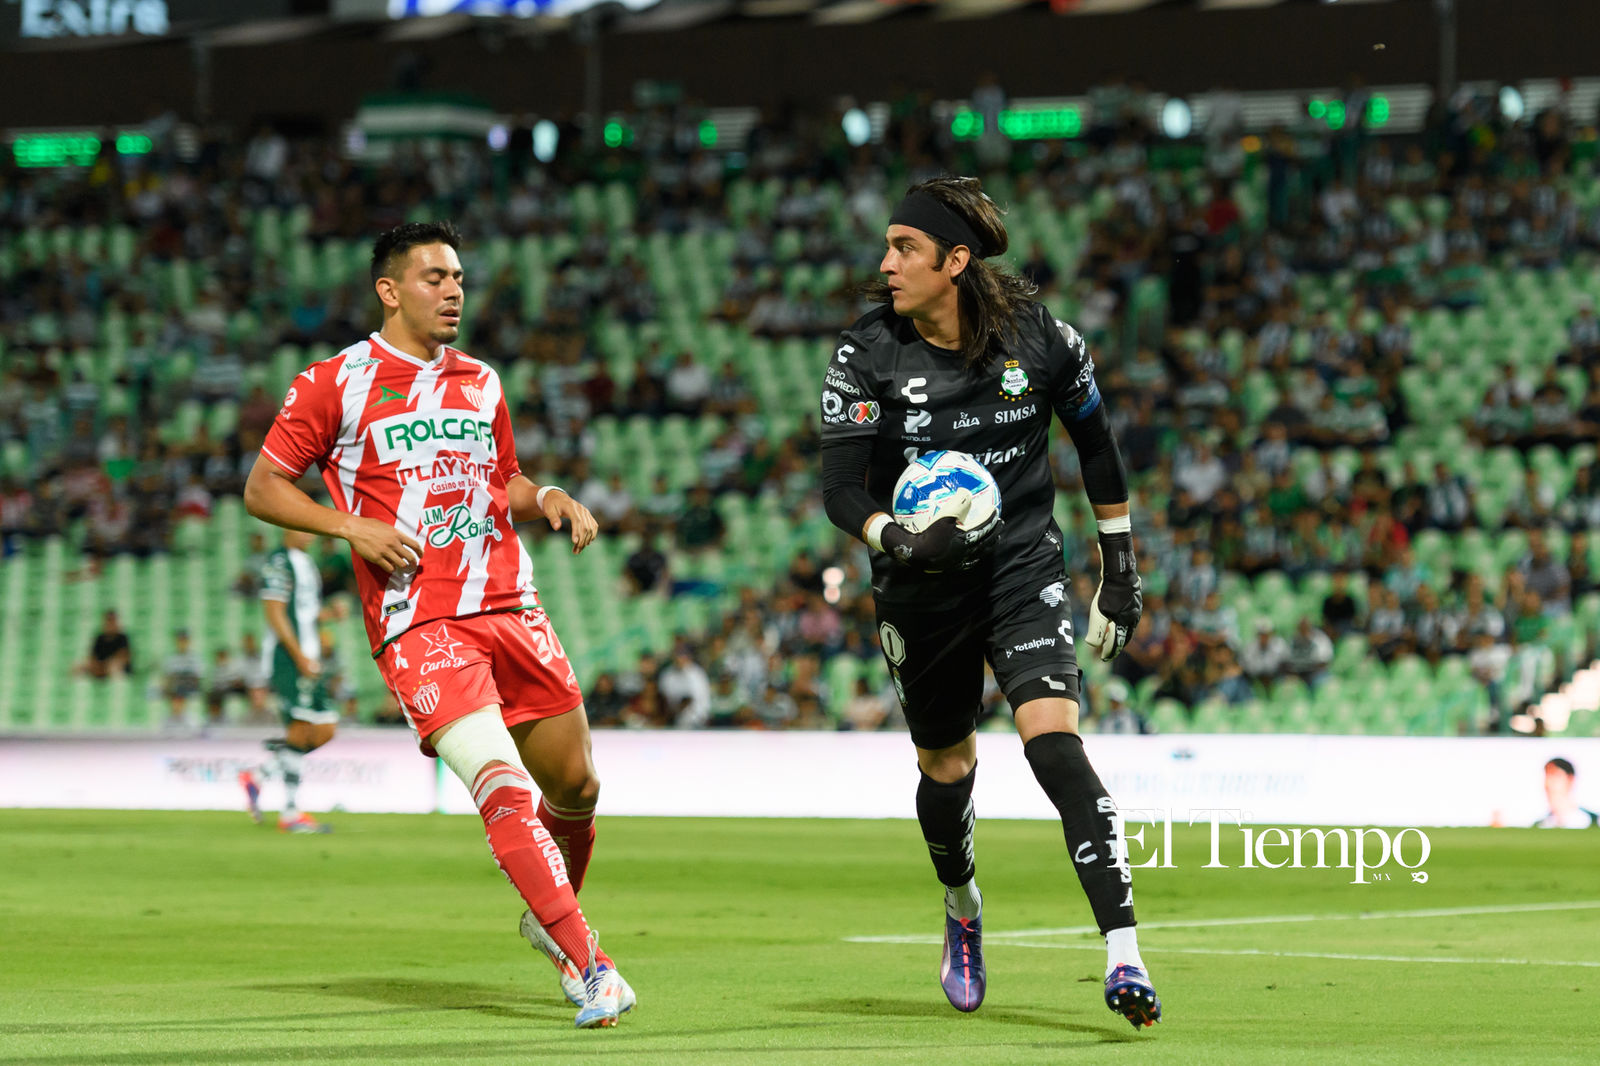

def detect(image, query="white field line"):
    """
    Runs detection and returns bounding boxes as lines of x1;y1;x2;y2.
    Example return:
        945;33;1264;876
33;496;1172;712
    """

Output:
997;940;1600;968
844;900;1600;945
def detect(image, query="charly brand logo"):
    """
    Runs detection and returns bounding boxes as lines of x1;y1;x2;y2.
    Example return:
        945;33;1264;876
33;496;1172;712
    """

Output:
998;359;1032;400
369;410;495;463
18;0;168;38
422;503;503;548
1113;810;1433;886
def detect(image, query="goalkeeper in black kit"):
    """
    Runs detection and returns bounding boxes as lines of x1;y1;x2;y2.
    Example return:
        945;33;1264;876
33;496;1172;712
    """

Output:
819;177;1159;1029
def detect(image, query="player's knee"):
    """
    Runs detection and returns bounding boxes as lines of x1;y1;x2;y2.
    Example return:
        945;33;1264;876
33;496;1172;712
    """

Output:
549;769;600;810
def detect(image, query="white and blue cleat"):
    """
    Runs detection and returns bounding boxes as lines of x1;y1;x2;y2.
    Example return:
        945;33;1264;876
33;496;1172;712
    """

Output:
939;912;986;1012
573;932;632;1029
1104;963;1162;1029
520;914;634;1025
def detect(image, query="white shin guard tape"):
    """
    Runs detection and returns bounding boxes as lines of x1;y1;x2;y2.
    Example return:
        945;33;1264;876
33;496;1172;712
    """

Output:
431;710;529;808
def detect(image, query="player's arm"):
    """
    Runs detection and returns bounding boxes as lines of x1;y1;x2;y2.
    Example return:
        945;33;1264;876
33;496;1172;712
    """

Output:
1048;315;1141;661
244;457;421;574
261;598;318;678
506;474;597;554
820;439;992;571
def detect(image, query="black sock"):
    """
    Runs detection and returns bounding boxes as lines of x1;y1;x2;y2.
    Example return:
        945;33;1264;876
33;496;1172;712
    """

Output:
1023;732;1135;935
916;765;976;888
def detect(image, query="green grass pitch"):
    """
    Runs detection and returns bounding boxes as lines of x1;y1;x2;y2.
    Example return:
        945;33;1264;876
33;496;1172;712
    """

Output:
1;811;1595;1065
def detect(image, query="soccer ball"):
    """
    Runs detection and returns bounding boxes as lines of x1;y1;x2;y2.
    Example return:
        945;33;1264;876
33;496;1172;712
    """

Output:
892;451;1001;534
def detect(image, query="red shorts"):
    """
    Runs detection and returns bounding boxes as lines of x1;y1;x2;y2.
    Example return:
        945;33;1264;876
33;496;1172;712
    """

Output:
377;609;583;755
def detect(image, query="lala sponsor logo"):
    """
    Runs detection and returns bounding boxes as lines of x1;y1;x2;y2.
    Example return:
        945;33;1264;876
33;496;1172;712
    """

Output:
952;412;980;430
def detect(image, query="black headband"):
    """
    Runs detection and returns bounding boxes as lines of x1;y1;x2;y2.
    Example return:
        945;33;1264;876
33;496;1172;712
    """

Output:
889;190;988;259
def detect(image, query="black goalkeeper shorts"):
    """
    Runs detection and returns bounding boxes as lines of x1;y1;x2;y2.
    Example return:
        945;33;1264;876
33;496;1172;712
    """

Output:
873;571;1082;751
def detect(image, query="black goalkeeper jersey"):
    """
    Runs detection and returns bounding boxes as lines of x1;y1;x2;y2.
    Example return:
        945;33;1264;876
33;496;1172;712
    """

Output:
820;301;1105;606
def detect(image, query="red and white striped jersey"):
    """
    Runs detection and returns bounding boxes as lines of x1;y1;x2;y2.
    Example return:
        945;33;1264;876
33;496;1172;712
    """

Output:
260;332;541;654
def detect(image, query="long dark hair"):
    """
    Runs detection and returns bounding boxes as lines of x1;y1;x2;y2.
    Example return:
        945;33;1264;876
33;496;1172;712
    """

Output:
862;176;1037;372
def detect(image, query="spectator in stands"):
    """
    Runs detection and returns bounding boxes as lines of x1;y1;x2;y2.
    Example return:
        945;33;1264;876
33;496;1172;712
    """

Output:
1092;678;1147;735
1367;585;1408;662
160;630;204;728
664;351;713;415
841;676;894;732
1505;468;1558;529
623;529;670;595
80;609;132;679
1321;570;1362;638
659;644;712;729
1567;531;1597;599
1566;297;1600;364
676;485;726;551
1283;617;1334;688
1422;461;1474;532
1521;529;1572;616
1468;631;1512;731
204;645;254;725
1239;618;1289;682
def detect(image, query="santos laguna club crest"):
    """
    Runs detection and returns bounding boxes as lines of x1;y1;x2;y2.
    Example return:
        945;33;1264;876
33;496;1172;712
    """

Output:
999;359;1033;401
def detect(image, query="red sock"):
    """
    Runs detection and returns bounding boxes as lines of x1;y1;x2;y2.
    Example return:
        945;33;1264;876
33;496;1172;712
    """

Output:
536;797;597;894
470;761;592;964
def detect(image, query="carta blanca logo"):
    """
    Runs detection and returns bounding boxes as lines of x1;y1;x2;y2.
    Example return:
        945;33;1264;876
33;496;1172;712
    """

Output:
422;503;503;548
17;0;169;38
369;410;494;464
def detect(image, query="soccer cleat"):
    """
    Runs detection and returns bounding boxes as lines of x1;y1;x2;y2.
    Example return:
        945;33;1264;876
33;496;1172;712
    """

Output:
574;933;627;1029
278;813;331;834
239;771;262;824
1104;963;1162;1029
520;910;586;1007
939;912;986;1012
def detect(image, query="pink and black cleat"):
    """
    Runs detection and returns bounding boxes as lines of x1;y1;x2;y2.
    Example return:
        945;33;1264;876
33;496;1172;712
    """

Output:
1105;963;1162;1029
939;912;986;1012
239;771;262;824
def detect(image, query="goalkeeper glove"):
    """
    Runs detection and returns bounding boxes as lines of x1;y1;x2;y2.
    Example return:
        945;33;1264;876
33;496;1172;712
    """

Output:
1085;528;1142;661
880;512;1003;574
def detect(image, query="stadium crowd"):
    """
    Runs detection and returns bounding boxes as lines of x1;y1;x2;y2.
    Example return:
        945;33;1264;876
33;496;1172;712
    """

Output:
4;78;1600;734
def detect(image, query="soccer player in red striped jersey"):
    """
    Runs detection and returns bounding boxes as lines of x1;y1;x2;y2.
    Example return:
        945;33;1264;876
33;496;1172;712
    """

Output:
243;221;631;1028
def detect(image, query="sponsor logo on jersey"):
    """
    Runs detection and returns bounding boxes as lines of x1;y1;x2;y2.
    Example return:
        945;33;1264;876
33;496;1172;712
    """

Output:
485;804;518;826
999;359;1033;401
903;409;932;436
384;600;412;617
849;401;881;425
952;412;980;430
422;503;504;549
370;410;495;463
411;681;441;716
901;376;929;403
824;367;860;394
995;403;1037;424
822;390;844;417
1006;635;1056;658
974;445;1025;465
395;456;496;487
878;622;906;665
1055;319;1083;353
836;343;855;364
1040;581;1066;607
345;355;382;371
368;385;408;408
417;624;467;675
461;382;485;409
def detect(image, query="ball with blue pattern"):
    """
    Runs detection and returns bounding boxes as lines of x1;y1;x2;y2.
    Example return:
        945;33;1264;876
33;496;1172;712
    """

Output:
892;451;1002;534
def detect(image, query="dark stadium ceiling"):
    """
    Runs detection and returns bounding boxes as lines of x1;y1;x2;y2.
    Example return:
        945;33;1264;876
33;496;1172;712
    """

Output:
1;0;1410;49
